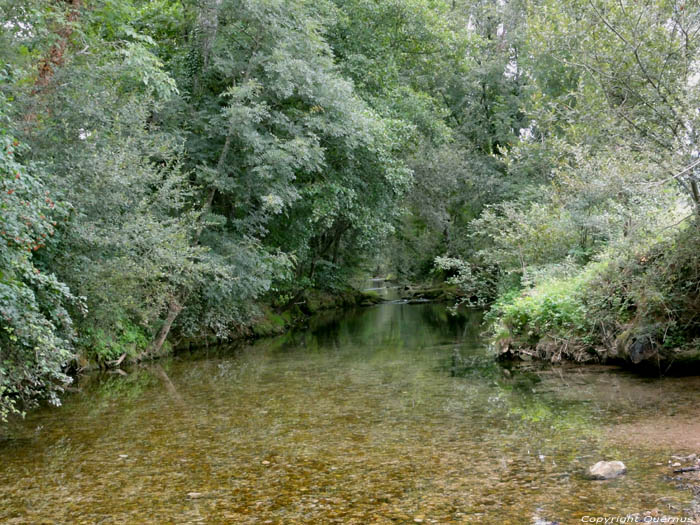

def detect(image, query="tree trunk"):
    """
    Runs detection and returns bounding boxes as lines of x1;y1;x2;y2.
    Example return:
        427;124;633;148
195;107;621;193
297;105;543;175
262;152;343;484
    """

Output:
192;0;222;95
198;0;222;70
146;297;183;358
147;123;233;353
331;230;342;264
691;179;700;216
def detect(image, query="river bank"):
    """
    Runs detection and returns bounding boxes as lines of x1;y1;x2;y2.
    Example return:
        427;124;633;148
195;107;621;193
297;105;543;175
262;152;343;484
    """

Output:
179;288;384;346
478;224;700;375
363;276;700;376
493;321;700;376
76;288;385;372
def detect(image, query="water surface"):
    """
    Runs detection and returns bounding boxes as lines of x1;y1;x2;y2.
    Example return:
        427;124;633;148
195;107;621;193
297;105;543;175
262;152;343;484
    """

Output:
1;303;699;523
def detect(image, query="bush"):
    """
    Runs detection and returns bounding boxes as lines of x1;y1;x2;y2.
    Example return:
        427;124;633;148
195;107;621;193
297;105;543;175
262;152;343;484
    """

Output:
0;125;83;421
489;221;700;367
80;318;150;365
489;262;601;346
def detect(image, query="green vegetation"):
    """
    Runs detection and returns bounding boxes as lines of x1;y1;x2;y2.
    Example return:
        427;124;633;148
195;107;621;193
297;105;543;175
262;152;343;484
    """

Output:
434;0;700;369
1;0;700;419
487;226;700;367
0;112;82;420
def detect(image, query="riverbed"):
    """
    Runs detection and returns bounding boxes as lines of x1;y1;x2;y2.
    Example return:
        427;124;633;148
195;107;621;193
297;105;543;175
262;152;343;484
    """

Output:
1;303;699;523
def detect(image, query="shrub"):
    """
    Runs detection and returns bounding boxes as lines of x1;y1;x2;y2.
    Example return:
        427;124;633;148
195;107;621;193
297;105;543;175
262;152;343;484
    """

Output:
489;262;603;346
0;125;83;421
489;221;700;366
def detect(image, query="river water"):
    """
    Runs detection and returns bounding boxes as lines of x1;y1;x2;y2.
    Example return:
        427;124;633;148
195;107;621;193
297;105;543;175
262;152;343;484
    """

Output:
1;303;699;523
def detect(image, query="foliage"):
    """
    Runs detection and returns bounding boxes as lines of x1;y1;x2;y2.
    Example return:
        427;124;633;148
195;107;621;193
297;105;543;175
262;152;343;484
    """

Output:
164;0;413;301
0;104;82;421
422;0;700;364
434;256;499;308
18;32;206;360
487;262;601;346
487;219;700;363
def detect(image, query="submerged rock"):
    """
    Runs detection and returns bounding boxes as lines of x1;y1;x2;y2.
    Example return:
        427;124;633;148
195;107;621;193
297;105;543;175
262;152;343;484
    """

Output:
588;460;627;480
628;334;657;364
532;509;560;524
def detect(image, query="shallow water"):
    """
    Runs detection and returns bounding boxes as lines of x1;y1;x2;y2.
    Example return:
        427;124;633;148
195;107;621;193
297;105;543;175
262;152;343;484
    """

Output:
1;303;699;524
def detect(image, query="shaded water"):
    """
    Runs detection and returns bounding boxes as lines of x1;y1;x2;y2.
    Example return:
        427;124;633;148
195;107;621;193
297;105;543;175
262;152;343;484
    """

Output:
361;277;401;300
1;303;699;524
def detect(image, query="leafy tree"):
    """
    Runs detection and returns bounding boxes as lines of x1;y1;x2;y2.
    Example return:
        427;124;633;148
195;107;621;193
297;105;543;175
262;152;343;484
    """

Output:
147;0;413;346
528;0;700;212
0;98;82;421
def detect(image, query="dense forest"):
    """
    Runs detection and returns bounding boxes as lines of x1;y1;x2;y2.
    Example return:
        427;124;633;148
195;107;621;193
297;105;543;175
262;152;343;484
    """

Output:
1;0;700;421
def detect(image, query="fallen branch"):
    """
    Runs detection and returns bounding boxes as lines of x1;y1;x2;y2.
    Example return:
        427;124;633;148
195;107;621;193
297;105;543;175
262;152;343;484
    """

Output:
107;352;127;368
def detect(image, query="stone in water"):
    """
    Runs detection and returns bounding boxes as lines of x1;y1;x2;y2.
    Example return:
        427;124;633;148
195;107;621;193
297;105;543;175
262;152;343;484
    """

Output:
588;460;626;480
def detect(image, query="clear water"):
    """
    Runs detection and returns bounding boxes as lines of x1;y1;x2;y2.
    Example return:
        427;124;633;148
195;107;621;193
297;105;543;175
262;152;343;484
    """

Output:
1;303;698;524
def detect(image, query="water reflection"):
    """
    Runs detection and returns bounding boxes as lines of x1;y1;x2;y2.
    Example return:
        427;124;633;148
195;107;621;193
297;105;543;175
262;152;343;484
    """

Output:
1;303;698;523
361;277;401;300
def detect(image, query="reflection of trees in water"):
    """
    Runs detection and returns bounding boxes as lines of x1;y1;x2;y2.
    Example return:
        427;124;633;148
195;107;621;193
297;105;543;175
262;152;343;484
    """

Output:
58;304;486;418
290;304;485;352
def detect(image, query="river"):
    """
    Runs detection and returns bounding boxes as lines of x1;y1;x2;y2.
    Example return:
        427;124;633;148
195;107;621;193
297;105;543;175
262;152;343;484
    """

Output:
1;302;699;523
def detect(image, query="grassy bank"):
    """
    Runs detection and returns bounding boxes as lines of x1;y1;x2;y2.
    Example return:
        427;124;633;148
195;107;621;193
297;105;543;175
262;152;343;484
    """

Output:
489;222;700;372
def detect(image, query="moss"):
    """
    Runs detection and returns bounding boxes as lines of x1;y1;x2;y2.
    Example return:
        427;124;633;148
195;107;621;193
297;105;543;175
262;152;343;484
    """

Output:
359;290;382;305
251;308;289;337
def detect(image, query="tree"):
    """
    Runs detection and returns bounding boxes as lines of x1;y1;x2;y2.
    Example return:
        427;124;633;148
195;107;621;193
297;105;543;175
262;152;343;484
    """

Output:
528;0;700;213
0;98;82;421
141;0;413;349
